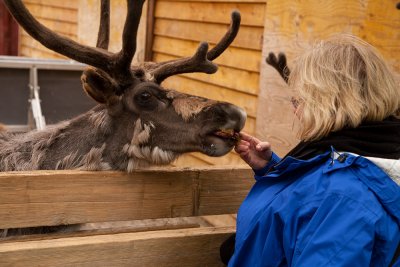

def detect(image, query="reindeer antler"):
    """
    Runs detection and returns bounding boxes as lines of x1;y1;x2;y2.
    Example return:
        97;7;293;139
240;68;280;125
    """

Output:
150;10;241;84
5;0;241;91
96;0;110;49
4;0;144;82
266;52;290;83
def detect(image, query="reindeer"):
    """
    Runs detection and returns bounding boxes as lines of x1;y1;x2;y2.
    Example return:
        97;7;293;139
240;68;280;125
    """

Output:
1;0;247;173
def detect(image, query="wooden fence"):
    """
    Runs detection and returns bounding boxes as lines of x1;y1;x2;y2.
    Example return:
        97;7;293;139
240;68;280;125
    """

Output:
0;167;253;266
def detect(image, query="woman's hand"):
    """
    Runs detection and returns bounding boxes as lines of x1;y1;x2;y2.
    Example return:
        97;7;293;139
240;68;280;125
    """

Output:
234;132;273;170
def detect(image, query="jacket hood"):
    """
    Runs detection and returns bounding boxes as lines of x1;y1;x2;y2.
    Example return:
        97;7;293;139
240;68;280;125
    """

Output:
331;151;400;226
365;157;400;185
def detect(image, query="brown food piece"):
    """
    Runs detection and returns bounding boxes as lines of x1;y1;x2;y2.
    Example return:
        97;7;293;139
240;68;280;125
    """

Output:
215;129;241;142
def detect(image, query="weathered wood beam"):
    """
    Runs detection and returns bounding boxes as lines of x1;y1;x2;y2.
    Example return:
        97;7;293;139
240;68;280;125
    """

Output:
0;226;234;266
0;168;253;229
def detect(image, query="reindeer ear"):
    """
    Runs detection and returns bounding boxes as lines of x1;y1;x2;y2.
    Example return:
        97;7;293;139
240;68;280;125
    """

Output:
81;67;118;104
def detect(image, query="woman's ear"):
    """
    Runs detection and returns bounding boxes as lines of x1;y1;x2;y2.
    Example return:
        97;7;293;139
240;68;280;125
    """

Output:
81;67;119;104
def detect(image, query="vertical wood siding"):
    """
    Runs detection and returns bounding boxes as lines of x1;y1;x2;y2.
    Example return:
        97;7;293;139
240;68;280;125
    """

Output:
258;0;400;157
152;0;266;166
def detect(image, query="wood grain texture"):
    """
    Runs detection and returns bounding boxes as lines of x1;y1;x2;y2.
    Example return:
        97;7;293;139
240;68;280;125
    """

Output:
24;3;77;23
149;1;266;167
0;168;253;229
0;226;234;266
154;18;263;51
154;53;259;95
19;0;78;59
24;0;79;9
173;151;249;169
158;0;264;2
78;0;148;62
162;75;258;117
155;1;265;27
257;0;400;157
153;36;261;72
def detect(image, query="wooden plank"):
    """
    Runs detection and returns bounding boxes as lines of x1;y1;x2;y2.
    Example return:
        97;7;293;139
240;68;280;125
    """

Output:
171;154;212;167
162;75;258;117
155;1;265;27
0;168;253;229
24;0;79;10
24;17;77;35
154;53;259;95
0;226;234;266
25;3;78;23
201;214;236;227
191;151;249;166
198;168;253;215
154;18;263;50
20;33;76;51
173;150;250;168
19;44;66;59
153;36;261;72
158;0;264;2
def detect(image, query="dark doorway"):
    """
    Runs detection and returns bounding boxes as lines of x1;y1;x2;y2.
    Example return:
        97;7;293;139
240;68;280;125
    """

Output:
0;0;18;56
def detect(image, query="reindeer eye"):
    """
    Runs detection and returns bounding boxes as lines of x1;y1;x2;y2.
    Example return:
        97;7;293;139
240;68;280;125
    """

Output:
136;92;152;102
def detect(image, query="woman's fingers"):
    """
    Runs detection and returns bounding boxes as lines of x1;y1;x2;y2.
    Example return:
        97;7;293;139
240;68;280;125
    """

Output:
239;132;254;142
256;142;271;152
240;132;262;147
234;143;250;154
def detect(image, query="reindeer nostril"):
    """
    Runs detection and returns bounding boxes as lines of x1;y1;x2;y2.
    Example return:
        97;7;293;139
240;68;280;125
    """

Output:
219;104;247;131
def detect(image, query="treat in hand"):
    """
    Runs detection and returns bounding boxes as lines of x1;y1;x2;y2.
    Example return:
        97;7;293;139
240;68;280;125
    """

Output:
234;132;273;170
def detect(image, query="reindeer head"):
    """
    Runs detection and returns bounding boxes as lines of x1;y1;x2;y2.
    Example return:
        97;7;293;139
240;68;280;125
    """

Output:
4;0;246;169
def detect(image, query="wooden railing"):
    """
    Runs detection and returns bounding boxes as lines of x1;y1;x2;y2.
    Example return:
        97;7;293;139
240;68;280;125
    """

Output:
0;167;253;266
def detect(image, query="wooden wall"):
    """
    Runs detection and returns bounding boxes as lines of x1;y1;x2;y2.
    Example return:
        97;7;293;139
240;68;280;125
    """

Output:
12;0;400;166
19;0;79;59
78;0;147;63
17;0;147;63
151;0;266;167
258;0;400;157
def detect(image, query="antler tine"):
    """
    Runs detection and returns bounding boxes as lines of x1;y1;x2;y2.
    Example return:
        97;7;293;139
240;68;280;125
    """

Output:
96;0;110;49
266;52;291;83
115;0;145;73
151;42;218;84
3;0;112;73
207;10;241;61
150;10;241;84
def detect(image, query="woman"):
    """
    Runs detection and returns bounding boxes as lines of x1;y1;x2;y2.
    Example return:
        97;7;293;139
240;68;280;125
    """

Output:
226;35;400;266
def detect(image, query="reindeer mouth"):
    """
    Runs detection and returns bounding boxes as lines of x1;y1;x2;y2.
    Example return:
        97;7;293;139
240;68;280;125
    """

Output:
213;129;240;143
200;128;242;157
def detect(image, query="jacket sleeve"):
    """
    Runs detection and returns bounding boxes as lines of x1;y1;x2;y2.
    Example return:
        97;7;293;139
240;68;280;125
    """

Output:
291;193;380;267
253;152;281;177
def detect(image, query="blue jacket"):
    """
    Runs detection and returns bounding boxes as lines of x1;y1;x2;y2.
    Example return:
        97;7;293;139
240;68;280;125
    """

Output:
229;148;400;267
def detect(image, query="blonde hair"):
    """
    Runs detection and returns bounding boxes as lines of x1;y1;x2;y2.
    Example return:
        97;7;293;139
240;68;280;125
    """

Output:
289;34;400;141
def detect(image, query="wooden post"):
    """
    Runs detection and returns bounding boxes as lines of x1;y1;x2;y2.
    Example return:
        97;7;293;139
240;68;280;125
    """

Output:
0;0;19;56
144;0;155;61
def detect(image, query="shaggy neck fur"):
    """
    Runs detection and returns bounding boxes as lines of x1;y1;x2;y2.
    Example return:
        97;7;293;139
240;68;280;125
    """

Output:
0;106;178;172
